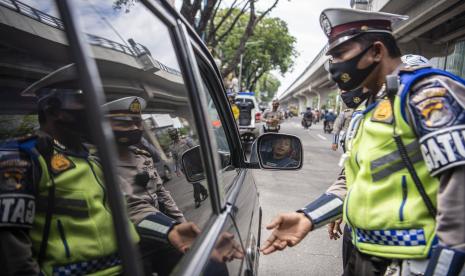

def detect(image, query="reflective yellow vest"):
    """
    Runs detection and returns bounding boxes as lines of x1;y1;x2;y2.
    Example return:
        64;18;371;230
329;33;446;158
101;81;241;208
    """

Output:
29;148;138;275
344;96;438;259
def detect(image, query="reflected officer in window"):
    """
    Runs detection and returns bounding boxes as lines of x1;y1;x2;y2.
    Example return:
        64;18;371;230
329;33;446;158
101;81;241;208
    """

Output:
0;64;138;275
104;96;200;275
168;128;208;208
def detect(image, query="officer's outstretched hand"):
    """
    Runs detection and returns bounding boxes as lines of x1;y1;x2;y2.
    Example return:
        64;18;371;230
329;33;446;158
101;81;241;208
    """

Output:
168;222;201;253
261;212;312;255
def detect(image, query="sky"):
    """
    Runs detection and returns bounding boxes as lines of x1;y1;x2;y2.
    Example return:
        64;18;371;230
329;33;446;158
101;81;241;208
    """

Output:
254;0;350;97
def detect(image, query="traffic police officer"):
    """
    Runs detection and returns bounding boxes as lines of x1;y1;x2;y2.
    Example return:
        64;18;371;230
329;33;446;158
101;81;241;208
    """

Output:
262;8;465;275
103;96;200;275
168;127;208;208
0;64;138;275
262;100;283;132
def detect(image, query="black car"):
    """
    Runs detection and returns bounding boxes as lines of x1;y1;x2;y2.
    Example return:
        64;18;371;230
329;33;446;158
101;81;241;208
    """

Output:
0;0;302;275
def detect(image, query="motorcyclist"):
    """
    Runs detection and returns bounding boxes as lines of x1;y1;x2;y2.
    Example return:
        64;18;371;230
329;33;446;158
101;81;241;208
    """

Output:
302;107;313;129
323;109;337;133
262;100;283;133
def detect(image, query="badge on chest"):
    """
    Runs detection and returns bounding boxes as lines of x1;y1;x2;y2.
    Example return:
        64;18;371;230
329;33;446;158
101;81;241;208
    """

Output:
371;99;393;124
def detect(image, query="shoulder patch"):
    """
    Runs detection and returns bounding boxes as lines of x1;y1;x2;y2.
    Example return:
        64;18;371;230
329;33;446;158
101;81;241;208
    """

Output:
411;87;447;104
0;150;32;192
371;100;393;124
400;65;431;72
50;154;75;174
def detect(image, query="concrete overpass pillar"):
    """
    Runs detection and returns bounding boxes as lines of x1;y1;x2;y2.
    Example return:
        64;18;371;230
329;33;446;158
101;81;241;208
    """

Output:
298;95;307;114
304;93;313;109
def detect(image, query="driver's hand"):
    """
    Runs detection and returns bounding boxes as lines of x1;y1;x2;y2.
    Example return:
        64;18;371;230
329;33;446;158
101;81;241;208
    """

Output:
331;143;338;151
327;218;343;240
260;212;312;255
168;222;201;253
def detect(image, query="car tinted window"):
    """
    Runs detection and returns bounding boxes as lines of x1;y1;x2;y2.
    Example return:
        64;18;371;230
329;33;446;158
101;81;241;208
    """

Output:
197;59;240;197
0;1;136;274
74;1;215;273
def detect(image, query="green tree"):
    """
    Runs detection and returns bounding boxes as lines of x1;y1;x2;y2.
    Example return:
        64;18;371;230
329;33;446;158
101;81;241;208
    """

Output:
256;73;280;102
216;10;297;91
114;0;281;77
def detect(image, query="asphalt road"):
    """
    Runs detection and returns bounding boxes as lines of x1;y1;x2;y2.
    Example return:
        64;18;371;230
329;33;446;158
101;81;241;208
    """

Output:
255;116;344;276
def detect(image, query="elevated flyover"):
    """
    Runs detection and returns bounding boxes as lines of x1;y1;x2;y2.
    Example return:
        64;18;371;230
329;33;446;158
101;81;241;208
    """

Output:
0;0;188;115
279;0;465;113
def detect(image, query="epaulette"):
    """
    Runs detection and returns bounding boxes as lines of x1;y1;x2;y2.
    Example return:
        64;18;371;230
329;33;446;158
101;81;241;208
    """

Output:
399;64;432;73
131;147;152;157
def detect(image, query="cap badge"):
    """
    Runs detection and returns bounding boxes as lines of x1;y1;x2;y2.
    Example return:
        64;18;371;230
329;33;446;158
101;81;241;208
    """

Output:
361;25;369;31
320;13;332;36
340;73;351;83
129;99;142;113
353;97;361;104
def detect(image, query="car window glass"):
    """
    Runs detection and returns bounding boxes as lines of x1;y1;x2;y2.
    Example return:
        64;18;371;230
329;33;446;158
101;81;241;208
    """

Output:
198;66;239;196
0;1;134;275
74;1;215;273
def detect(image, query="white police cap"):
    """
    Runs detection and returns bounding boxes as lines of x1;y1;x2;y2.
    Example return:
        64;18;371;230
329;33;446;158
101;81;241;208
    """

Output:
102;96;147;115
320;8;408;53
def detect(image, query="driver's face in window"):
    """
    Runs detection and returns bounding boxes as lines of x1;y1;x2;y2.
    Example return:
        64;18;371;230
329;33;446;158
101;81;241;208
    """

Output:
272;138;292;159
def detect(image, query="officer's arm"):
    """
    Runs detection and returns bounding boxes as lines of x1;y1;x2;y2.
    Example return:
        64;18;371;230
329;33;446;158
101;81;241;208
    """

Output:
156;184;186;223
406;75;465;274
0;229;39;274
0;148;39;274
298;169;345;230
332;114;344;144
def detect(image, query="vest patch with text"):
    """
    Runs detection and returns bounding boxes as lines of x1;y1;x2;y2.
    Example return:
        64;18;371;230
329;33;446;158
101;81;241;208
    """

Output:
420;125;465;176
0;194;35;227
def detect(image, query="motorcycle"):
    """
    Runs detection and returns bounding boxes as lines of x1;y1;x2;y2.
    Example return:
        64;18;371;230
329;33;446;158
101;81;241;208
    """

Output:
301;117;312;129
324;120;334;134
263;119;280;133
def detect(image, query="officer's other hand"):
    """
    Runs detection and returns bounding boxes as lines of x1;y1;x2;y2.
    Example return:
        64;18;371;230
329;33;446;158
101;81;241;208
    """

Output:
260;212;312;255
211;232;244;263
168;222;201;253
327;218;343;240
331;143;338;151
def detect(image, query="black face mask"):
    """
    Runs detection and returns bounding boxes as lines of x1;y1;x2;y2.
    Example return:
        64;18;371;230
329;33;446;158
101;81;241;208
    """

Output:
114;129;143;146
340;87;370;109
329;45;379;91
55;110;93;141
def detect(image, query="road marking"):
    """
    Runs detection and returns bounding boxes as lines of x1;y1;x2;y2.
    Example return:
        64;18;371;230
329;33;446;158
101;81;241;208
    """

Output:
317;134;327;140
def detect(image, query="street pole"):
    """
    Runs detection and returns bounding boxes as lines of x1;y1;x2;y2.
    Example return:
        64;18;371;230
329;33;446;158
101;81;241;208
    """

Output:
238;53;243;92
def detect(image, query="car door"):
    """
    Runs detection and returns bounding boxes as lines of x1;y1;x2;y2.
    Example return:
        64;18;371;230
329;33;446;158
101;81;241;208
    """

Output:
189;40;262;276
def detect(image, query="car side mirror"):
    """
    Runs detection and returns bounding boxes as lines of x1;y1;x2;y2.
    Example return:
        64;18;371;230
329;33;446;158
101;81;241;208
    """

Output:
256;133;303;170
181;146;205;182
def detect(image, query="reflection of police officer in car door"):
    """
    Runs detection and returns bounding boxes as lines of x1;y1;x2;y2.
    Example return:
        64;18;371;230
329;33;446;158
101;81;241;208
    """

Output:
0;64;137;275
104;97;200;275
262;8;465;275
168;128;208;208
